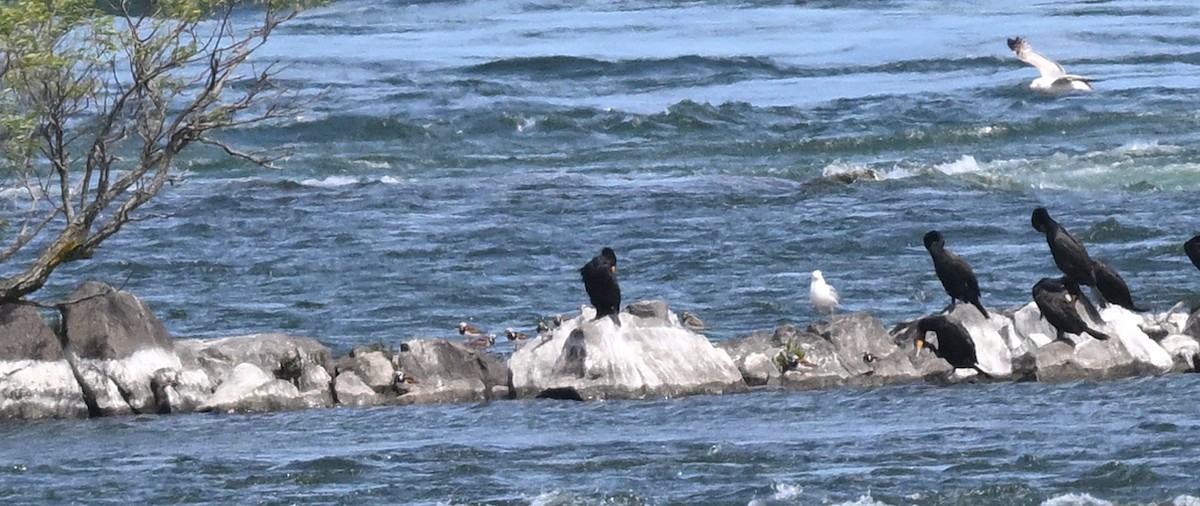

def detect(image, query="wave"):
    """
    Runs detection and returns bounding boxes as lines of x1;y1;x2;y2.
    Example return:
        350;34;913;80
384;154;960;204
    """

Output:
466;54;786;81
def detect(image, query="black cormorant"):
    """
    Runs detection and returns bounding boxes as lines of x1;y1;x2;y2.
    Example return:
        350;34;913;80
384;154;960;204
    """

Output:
923;230;989;319
1031;207;1097;287
580;247;621;324
1032;277;1111;345
1185;235;1200;272
913;315;993;378
1092;259;1144;311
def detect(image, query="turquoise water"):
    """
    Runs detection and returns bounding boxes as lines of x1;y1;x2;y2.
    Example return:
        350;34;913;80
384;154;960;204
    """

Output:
3;0;1200;503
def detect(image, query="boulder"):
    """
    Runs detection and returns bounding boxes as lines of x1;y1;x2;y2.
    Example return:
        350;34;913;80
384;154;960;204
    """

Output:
337;347;396;394
715;329;785;387
334;371;382;407
774;325;856;390
395;339;510;404
58;282;179;415
0;303;87;419
150;368;213;414
175;333;334;410
508;302;745;400
810;312;920;386
1158;334;1199;373
1011;302;1172;381
198;363;310;413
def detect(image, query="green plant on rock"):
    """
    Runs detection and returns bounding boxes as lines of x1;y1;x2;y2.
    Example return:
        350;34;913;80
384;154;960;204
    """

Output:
0;0;316;304
773;338;809;373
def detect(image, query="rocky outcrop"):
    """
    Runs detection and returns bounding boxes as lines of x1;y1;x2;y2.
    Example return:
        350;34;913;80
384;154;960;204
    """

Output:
3;280;1198;421
508;303;745;400
1006;302;1173;382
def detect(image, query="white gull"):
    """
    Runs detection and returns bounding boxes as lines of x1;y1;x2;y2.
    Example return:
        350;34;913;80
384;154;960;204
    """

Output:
1007;37;1094;93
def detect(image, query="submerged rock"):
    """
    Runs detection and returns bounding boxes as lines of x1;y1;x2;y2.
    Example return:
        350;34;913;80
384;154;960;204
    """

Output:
508;302;745;400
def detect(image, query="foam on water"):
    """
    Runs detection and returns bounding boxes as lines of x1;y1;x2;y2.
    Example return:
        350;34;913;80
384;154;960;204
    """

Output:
831;494;893;506
1040;493;1114;506
299;175;361;187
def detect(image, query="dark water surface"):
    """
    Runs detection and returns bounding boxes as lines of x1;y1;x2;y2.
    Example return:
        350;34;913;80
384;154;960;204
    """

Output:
3;379;1199;504
4;0;1200;503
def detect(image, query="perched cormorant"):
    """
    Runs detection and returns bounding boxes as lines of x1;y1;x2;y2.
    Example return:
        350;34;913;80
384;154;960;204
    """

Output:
1092;259;1144;311
809;270;840;314
923;230;989;319
1032;277;1111;345
1031;207;1097;287
580;247;621;324
1185;235;1200;272
913;315;993;378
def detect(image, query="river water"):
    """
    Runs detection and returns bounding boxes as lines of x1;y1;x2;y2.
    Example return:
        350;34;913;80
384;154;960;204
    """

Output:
3;0;1200;503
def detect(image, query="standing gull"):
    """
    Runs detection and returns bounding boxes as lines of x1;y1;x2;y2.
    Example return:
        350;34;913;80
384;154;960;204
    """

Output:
923;230;989;319
1007;37;1094;93
809;270;840;315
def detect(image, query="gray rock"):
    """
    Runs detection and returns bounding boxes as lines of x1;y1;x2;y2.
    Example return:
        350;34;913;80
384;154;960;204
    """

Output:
59;281;172;359
150;368;213;414
716;330;783;387
1012;302;1172;382
176;333;334;411
395;339;510;404
1158;334;1199;373
199;363;311;413
338;347;396;394
0;303;64;361
809;312;918;386
772;325;854;390
334;371;382;407
0;304;87;419
508;302;745;400
56;283;181;415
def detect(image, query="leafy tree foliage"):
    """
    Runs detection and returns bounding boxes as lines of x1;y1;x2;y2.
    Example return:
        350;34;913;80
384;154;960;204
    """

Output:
0;0;310;302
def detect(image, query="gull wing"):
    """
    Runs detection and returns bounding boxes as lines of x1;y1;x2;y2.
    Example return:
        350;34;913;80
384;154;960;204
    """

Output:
1007;37;1066;78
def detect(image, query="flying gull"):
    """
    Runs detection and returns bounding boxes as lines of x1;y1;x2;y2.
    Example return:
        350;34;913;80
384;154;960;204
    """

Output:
1007;37;1094;93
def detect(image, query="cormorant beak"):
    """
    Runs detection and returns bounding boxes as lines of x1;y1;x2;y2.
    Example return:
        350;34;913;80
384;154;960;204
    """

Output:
915;338;925;351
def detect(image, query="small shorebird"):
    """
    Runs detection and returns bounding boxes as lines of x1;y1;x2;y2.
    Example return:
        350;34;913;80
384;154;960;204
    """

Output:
458;322;488;336
505;328;529;341
464;334;495;349
680;311;706;330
